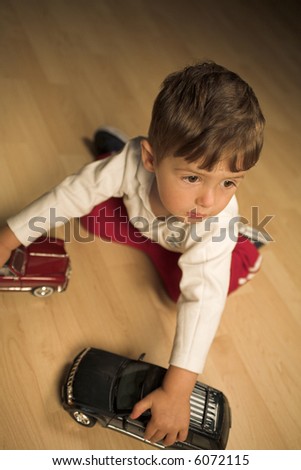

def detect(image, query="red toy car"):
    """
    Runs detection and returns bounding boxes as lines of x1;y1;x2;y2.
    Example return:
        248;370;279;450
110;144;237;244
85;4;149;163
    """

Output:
0;237;71;297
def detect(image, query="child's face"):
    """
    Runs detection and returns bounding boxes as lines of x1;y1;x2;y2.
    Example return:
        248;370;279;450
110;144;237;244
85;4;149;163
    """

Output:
141;140;246;222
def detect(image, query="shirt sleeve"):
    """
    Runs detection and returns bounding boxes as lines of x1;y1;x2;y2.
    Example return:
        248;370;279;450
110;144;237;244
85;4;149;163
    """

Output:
7;148;129;246
169;216;237;373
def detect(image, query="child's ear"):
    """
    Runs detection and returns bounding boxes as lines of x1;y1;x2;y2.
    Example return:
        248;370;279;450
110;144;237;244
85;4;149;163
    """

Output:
141;139;156;172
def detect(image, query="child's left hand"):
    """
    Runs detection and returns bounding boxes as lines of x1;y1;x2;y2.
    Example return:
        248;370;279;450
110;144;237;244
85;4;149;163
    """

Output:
130;365;198;446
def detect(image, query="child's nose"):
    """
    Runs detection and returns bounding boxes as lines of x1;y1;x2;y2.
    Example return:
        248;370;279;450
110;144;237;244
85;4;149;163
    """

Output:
195;188;215;209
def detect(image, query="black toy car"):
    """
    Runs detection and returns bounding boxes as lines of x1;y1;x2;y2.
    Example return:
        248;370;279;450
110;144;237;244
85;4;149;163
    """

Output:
62;348;231;449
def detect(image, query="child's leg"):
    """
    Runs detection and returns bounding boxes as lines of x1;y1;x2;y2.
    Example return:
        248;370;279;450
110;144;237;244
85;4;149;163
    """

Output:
228;235;262;293
80;197;182;302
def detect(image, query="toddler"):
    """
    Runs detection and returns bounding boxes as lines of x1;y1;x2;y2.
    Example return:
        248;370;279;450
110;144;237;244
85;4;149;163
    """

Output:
0;61;265;446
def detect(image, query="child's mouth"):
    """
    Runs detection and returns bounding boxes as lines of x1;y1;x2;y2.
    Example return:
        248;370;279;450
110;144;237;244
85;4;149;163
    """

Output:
186;211;207;220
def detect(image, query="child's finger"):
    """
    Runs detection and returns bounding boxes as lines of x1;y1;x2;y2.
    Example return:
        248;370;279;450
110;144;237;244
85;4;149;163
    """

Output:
129;396;152;419
145;428;165;443
177;427;189;443
162;431;178;447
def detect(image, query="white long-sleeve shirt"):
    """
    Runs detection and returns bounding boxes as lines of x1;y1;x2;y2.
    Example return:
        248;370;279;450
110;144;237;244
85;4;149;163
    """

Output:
8;137;238;373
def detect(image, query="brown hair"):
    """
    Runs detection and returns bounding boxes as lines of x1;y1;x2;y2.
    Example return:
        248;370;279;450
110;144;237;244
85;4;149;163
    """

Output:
148;61;265;171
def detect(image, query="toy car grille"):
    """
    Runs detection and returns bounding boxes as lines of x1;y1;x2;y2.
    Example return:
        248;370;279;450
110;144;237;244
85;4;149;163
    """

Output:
190;382;219;433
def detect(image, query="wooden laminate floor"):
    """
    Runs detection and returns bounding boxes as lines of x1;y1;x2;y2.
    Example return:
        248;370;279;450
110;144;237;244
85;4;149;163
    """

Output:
0;0;300;450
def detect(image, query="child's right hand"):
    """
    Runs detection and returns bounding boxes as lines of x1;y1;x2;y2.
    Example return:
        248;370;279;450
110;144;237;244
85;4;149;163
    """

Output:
0;225;20;267
130;365;198;447
130;385;190;446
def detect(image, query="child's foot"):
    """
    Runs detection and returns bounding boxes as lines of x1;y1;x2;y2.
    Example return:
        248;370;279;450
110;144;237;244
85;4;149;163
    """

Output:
93;126;128;155
238;223;270;249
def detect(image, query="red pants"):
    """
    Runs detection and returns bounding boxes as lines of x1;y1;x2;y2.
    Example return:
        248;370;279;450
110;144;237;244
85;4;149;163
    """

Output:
80;197;261;302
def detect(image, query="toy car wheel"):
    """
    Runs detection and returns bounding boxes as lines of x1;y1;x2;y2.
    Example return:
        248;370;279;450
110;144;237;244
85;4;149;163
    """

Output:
32;286;55;297
70;410;96;427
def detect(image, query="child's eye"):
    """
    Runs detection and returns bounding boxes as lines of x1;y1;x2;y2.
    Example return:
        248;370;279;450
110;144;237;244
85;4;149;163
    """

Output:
183;175;200;183
222;180;236;188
